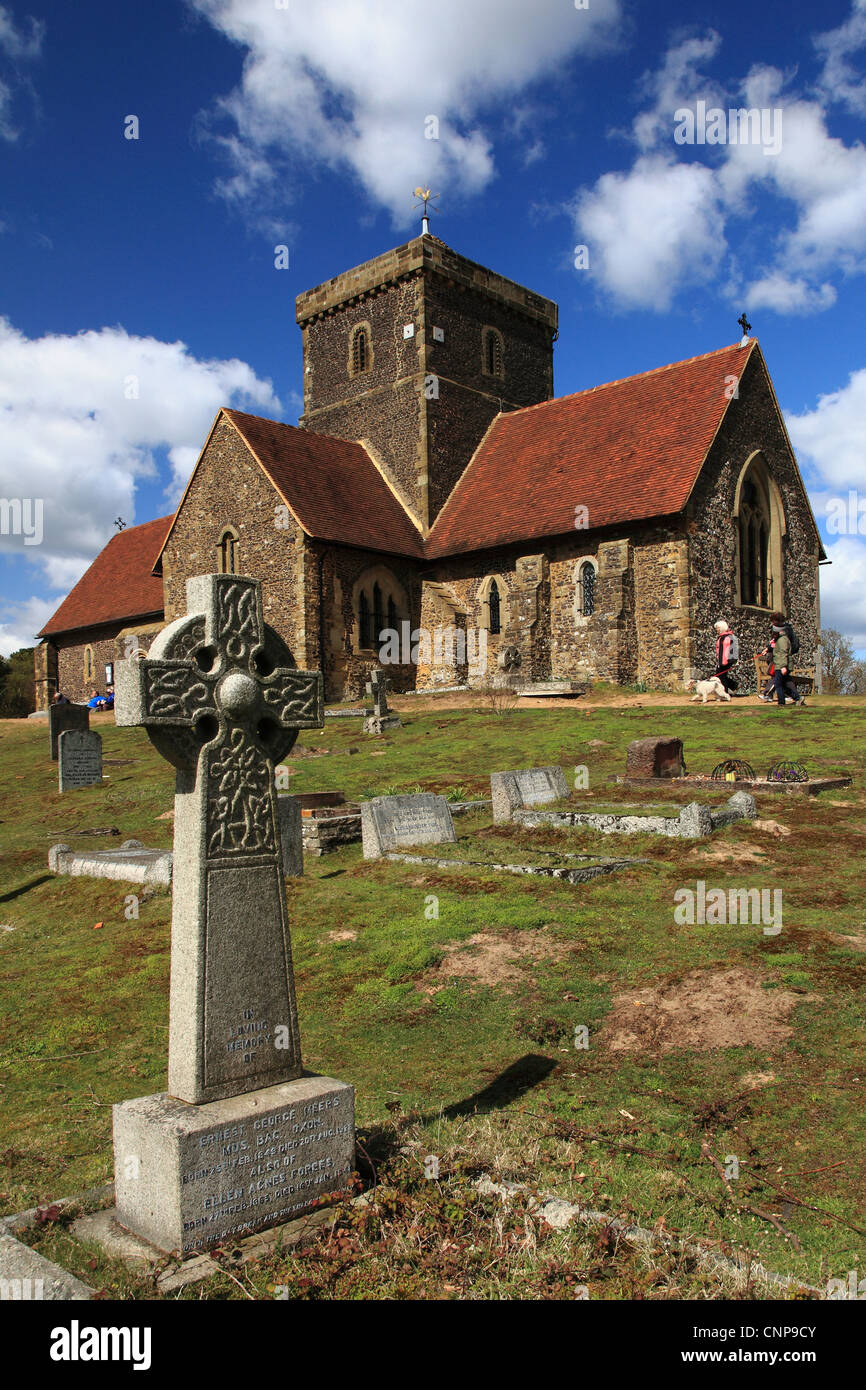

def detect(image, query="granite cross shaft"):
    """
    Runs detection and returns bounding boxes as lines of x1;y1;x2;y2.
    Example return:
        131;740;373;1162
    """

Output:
116;573;323;1105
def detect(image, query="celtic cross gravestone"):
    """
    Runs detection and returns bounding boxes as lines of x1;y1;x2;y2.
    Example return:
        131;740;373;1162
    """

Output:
111;574;354;1254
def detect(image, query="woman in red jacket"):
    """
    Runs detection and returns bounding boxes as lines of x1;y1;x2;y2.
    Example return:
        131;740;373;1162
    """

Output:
713;620;740;693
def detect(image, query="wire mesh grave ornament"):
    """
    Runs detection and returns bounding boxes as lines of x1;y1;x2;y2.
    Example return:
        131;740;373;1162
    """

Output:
711;758;756;782
767;759;809;783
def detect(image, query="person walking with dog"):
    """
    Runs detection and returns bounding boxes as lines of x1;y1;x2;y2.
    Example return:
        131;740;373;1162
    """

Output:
713;620;740;694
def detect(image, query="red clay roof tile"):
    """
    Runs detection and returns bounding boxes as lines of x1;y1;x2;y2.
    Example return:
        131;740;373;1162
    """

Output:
38;515;172;638
224;410;425;558
425;341;755;558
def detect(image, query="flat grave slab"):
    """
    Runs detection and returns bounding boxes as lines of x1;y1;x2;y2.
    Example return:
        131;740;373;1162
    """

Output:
513;792;757;840
362;793;457;860
48;839;173;885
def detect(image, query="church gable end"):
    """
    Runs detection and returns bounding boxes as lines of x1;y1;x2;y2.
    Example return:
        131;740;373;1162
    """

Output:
684;346;823;680
161;414;309;665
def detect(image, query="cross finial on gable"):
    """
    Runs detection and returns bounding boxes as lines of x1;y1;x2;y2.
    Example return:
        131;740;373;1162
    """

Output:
737;311;752;339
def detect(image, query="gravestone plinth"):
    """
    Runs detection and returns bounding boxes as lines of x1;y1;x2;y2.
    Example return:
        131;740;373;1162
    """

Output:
114;1076;353;1255
361;793;456;860
491;765;570;823
48;703;89;760
625;737;685;780
110;574;354;1255
58;729;103;791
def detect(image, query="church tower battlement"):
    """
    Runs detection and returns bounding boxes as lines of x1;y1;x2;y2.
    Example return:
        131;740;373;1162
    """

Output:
296;235;558;531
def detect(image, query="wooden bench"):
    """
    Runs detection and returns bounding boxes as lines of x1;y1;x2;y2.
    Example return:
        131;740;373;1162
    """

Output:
753;654;814;696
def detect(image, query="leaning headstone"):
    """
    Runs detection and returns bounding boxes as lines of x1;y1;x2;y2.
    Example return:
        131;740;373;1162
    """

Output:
625;737;685;780
111;574;354;1255
58;729;103;791
491;765;570;823
48;703;89;761
363;667;401;735
362;793;456;860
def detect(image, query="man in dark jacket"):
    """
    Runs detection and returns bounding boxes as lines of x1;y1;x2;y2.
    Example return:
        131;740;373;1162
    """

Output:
770;616;805;706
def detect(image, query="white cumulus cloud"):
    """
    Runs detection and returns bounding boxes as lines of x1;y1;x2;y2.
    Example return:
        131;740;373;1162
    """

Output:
188;0;621;226
0;317;280;606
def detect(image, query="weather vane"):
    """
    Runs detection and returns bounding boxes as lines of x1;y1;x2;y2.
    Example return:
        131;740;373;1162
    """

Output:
737;311;752;340
114;517;126;531
413;187;439;235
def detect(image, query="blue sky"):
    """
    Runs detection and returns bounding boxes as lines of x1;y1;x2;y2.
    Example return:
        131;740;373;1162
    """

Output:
2;0;865;654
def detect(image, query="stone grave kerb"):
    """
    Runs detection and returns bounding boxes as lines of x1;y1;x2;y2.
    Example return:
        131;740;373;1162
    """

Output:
115;573;323;1105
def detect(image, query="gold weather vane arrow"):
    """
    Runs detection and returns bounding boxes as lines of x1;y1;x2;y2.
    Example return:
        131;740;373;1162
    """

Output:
413;187;440;233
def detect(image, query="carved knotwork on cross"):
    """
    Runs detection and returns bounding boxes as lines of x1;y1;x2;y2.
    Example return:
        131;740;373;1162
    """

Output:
115;574;324;1104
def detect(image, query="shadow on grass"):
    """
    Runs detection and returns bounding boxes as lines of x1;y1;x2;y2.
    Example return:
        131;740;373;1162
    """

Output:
0;874;52;903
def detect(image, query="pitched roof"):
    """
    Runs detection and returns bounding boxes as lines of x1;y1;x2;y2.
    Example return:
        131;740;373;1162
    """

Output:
38;516;172;638
223;410;425;558
425;341;755;558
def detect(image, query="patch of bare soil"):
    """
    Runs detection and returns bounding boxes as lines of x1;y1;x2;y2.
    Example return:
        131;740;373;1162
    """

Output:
687;841;769;865
420;930;562;994
739;1070;777;1089
832;933;866;952
327;930;357;942
602;968;820;1053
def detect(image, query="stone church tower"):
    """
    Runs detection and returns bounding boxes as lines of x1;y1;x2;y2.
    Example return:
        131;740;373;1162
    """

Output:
295;235;558;529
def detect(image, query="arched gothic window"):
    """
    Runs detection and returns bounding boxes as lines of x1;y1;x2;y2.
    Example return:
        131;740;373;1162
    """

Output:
482;327;504;379
83;645;95;682
387;595;398;632
219;528;239;575
488;580;501;635
358;590;371;650
577;561;596;617
737;462;777;608
372;583;384;644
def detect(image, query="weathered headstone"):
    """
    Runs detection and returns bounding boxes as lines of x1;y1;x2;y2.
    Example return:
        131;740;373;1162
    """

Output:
48;703;89;761
58;729;103;791
491;765;570;823
625;737;685;780
362;793;456;859
111;574;354;1254
363;667;401;735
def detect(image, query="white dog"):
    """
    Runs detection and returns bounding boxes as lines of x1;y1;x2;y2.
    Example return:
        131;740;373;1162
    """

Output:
686;676;731;704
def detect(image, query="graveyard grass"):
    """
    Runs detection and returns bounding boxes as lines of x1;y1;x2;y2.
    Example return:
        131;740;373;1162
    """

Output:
1;694;864;1299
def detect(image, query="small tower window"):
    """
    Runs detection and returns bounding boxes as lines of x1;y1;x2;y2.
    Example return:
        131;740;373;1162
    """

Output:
488;580;501;635
349;323;373;377
482;327;504;379
219;528;239;575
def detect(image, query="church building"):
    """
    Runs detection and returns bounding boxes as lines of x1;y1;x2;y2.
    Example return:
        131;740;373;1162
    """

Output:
35;233;824;705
